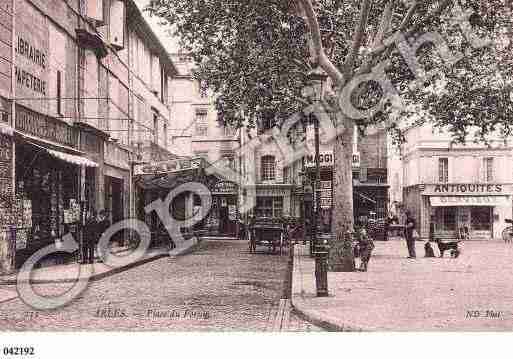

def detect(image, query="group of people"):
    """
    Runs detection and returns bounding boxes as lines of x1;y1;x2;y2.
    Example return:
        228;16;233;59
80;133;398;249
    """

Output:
355;209;418;271
82;209;110;264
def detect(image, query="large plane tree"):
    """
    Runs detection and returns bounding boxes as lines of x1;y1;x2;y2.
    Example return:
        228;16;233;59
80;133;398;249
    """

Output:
146;0;513;270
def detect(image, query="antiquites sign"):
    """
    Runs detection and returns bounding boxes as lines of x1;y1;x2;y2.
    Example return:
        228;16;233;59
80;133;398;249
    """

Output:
422;183;512;196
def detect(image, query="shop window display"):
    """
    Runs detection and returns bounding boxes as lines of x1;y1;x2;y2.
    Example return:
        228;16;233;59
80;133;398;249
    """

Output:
471;207;492;231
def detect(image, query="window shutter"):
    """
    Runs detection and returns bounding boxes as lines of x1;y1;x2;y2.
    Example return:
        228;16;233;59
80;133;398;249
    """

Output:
359;167;368;182
86;0;103;22
109;0;125;49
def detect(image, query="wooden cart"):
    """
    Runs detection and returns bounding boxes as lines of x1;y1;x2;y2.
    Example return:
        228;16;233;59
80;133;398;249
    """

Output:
249;218;286;255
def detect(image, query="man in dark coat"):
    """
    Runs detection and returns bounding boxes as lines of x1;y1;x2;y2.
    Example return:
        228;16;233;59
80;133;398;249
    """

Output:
95;209;111;262
83;210;97;264
404;210;417;259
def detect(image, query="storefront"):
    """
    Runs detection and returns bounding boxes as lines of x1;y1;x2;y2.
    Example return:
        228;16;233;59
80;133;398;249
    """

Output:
103;141;130;241
134;157;206;244
204;178;238;236
13;105;98;266
251;184;293;219
411;183;513;240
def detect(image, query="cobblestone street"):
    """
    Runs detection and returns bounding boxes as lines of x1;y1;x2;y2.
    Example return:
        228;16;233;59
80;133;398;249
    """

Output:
0;240;320;331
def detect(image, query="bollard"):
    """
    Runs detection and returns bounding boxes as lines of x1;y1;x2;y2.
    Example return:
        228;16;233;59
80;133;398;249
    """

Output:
315;241;329;297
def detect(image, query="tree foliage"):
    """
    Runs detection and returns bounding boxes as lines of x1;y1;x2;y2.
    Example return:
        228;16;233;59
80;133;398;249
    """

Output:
146;0;513;143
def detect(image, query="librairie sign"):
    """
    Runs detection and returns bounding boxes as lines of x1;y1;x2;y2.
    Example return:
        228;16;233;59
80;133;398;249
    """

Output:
422;183;512;195
134;158;201;176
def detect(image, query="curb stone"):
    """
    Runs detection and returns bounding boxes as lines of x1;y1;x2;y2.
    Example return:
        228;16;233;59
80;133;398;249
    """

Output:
289;244;368;332
0;237;203;286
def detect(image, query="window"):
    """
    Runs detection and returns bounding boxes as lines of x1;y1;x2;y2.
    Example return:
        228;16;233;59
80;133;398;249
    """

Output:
256;197;283;218
163;122;168;148
56;70;62;116
153;113;158;144
471;207;492;231
261;155;276;181
435;207;457;231
195;109;208;136
223;125;236;137
484;157;494;182
438;158;448;183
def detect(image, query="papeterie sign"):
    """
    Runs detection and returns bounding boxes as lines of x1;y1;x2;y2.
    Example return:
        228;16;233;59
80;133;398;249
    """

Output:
134;158;201;176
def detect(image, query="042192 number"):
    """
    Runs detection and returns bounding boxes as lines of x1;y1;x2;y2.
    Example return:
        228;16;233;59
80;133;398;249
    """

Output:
3;347;35;356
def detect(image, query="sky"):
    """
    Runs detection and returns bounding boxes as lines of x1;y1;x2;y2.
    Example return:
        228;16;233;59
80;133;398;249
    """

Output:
133;0;180;53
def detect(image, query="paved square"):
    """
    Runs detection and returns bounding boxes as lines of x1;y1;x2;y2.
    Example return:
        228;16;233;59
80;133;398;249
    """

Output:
293;240;513;330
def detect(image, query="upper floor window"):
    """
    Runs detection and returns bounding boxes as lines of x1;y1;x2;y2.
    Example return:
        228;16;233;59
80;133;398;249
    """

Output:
484;157;494;182
163;122;168;148
261;155;276;181
195;109;208;136
438;157;448;183
153;113;158;144
223;125;237;137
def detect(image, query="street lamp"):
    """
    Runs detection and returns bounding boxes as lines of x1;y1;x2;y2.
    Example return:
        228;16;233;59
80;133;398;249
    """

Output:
306;66;329;297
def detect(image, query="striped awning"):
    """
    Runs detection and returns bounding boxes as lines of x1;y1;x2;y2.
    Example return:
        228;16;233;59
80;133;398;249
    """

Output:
45;147;98;167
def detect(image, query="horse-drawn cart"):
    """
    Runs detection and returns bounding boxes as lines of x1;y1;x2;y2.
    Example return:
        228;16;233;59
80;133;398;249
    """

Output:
249;218;286;255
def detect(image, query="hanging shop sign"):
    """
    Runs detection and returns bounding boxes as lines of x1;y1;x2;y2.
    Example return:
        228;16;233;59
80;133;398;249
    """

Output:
228;205;237;221
422;183;512;196
430;196;510;207
134;157;202;176
211;180;238;194
352;152;360;168
305;151;334;168
15;105;77;147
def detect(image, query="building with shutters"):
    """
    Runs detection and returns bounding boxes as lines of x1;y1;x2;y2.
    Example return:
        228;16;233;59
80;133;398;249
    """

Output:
166;52;242;237
394;124;513;240
0;0;178;272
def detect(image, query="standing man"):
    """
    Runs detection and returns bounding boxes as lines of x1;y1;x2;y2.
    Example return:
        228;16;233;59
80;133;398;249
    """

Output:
96;210;111;261
404;210;417;258
83;209;97;264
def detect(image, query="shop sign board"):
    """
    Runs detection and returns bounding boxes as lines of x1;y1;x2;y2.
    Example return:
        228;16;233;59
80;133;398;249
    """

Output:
320;197;332;209
352;152;360;168
211;180;238;194
430;196;510;207
305;151;334;168
228;205;237;220
134;158;201;176
422;183;512;196
15;1;50;105
15;105;77;147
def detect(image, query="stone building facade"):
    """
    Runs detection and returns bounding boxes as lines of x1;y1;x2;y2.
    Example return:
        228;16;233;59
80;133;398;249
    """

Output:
394;124;513;240
0;0;177;272
168;53;242;236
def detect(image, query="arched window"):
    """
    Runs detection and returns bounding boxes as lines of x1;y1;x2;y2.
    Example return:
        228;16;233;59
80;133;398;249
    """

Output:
261;155;275;181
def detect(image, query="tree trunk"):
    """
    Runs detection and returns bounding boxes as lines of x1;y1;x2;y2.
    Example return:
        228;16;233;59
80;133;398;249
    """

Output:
329;117;355;272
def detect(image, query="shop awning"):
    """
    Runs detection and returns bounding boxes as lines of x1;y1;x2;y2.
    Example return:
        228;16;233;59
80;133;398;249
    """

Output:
430;196;510;207
24;140;98;167
135;168;203;190
46;147;98;167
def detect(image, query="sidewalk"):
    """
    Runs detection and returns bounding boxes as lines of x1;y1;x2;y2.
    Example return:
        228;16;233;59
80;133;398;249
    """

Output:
0;237;202;286
292;240;513;331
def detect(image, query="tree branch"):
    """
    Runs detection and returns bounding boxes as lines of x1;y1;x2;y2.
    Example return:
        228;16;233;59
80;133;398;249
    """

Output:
342;0;372;81
295;0;345;87
355;0;422;76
